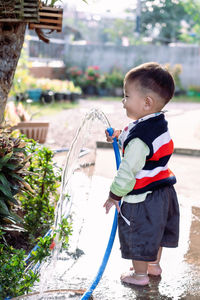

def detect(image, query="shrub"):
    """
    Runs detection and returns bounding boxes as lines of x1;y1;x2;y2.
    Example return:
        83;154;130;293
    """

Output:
18;139;61;246
0;135;72;298
81;66;100;88
66;66;83;87
165;63;183;91
105;68;124;89
0;229;39;298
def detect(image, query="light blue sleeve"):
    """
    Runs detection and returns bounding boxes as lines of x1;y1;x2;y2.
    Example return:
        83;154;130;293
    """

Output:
110;138;150;197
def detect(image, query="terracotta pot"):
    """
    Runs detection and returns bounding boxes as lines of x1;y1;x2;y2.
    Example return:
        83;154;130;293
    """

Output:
14;121;49;144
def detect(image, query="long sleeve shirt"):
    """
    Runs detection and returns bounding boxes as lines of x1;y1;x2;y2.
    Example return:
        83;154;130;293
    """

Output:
110;138;152;203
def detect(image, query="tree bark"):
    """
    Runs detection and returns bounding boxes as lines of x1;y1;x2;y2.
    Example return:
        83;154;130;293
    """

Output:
0;22;26;124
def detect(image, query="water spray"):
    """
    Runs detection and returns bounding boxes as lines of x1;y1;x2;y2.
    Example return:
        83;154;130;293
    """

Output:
81;127;121;300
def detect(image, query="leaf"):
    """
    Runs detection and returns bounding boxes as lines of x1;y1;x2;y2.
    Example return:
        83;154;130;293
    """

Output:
9;172;24;182
10;211;23;224
4;163;19;170
18;142;27;148
0;183;13;198
13;147;26;153
0;224;25;232
0;185;18;205
0;199;10;216
11;173;35;193
0;173;12;193
20;181;35;194
0;152;13;165
2;216;17;224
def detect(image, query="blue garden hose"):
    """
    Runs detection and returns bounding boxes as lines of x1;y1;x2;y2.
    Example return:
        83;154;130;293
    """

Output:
80;127;121;300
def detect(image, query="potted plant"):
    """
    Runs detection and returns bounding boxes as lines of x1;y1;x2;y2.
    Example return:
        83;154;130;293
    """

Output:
4;101;49;144
66;66;83;87
97;74;109;96
81;66;100;95
187;85;200;97
106;68;124;97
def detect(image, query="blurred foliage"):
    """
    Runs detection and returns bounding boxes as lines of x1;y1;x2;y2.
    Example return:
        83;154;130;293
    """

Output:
138;0;194;44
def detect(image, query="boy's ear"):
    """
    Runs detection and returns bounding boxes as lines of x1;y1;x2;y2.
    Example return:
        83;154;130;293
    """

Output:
144;96;154;110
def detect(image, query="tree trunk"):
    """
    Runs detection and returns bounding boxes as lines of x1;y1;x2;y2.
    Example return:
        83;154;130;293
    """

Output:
0;22;26;124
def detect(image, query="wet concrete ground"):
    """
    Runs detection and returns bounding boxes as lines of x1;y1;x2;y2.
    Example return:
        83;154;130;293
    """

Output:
21;100;200;300
88;149;200;300
24;149;200;300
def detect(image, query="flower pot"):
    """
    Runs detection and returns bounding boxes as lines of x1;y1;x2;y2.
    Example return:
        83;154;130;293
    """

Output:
27;89;42;102
70;93;81;102
63;92;71;101
82;86;97;95
14;121;49;144
97;88;109;96
54;92;64;101
41;91;55;104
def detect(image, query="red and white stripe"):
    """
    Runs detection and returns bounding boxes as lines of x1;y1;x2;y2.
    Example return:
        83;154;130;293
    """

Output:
136;165;169;179
134;168;175;190
133;130;175;190
149;131;174;161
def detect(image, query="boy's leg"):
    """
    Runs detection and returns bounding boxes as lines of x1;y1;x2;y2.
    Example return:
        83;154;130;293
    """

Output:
121;260;149;286
148;247;162;276
129;247;162;276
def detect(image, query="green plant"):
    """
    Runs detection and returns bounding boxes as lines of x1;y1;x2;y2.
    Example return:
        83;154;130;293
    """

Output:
98;74;108;89
31;235;54;263
188;85;200;93
165;63;183;91
0;129;33;231
55;216;72;249
106;68;124;89
81;66;100;88
0;230;39;298
66;66;83;87
18;140;61;245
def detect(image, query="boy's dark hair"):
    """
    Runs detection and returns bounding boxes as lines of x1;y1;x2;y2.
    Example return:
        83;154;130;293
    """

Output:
124;62;175;103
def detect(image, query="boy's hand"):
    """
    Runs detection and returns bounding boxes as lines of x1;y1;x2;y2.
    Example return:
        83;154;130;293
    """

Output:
105;129;122;143
103;196;120;214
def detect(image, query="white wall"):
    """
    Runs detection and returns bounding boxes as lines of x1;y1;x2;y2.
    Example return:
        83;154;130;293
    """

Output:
64;44;200;88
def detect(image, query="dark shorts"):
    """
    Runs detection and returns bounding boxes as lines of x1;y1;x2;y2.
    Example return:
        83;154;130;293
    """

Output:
118;185;180;261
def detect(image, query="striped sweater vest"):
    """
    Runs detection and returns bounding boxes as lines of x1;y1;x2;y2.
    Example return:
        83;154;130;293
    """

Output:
123;114;176;195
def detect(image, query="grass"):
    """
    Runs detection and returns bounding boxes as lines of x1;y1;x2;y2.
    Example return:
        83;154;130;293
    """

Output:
25;101;78;118
172;95;200;102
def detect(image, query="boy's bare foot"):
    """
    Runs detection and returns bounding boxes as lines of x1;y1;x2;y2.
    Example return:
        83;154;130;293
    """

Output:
130;263;162;276
148;263;162;276
120;271;149;286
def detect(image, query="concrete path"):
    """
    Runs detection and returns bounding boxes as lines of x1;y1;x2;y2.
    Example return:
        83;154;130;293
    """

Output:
32;100;200;300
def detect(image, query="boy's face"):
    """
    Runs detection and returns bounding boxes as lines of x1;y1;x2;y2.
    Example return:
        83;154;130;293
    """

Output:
123;80;146;120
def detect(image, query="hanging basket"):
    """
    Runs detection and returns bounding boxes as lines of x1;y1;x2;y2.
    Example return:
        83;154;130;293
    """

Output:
28;6;63;32
0;0;39;23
